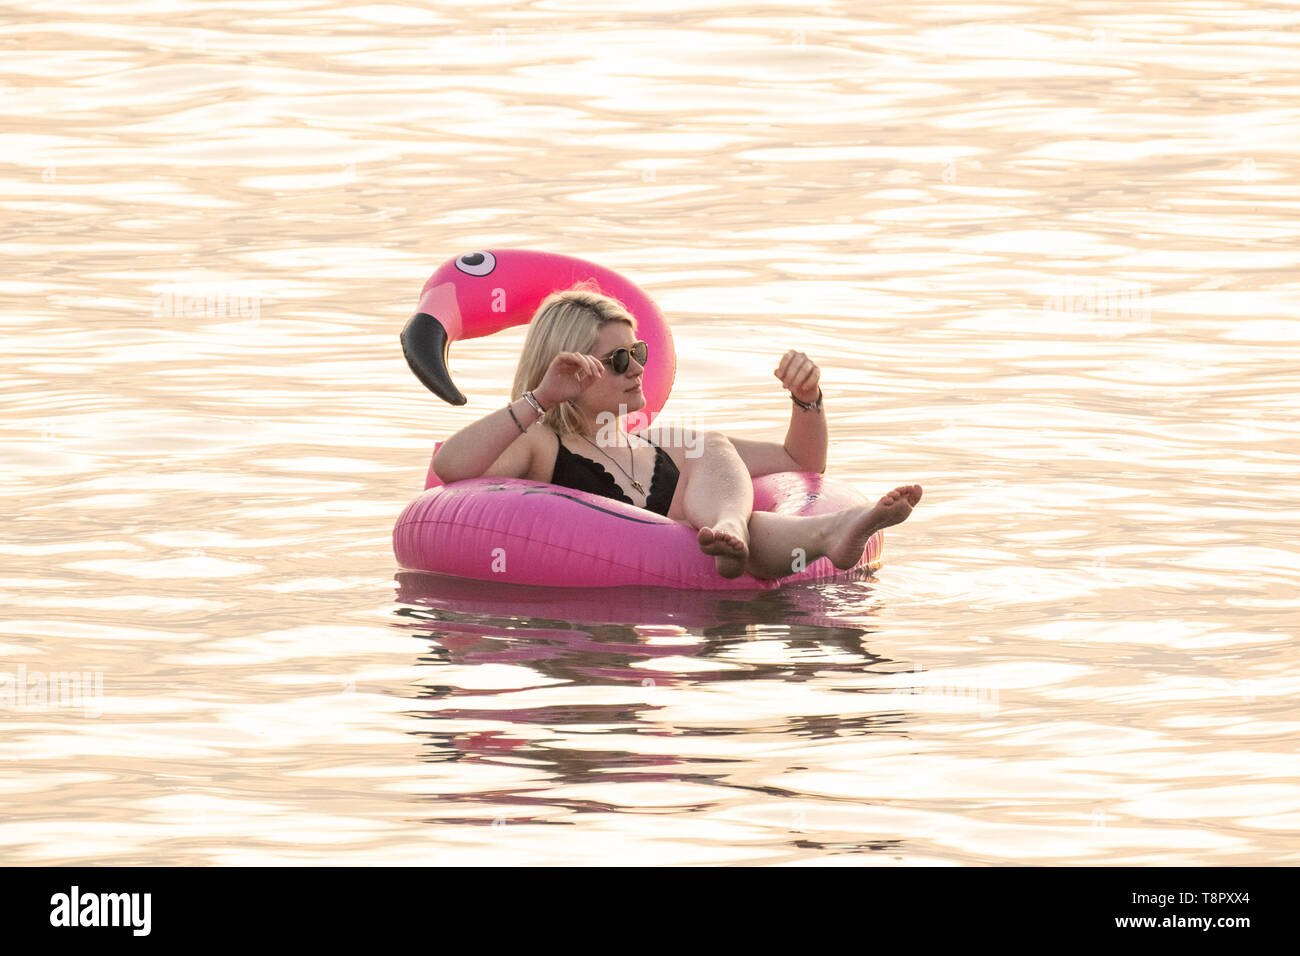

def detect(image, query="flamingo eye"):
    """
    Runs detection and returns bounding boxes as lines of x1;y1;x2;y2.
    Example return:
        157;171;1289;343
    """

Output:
454;251;496;276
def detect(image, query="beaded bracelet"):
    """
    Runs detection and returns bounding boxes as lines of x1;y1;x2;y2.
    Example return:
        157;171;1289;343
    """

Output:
791;386;824;412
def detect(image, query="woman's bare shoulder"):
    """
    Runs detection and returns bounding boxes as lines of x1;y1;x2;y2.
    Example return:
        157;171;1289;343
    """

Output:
525;424;560;482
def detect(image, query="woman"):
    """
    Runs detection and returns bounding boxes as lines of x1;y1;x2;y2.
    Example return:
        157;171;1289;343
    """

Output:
432;289;922;579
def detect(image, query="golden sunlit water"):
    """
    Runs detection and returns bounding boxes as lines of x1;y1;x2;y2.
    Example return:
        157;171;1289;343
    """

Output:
2;1;1297;865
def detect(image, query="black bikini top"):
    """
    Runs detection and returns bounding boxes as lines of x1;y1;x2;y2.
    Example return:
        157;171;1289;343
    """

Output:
551;434;679;516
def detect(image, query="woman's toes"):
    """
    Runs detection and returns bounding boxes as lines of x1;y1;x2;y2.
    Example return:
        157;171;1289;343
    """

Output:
697;524;749;576
885;484;923;507
870;488;915;528
699;525;744;557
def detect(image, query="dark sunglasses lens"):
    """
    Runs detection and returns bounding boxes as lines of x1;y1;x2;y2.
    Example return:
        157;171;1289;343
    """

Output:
607;342;648;374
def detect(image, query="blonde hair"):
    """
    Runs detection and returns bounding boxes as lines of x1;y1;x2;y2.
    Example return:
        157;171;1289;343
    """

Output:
511;287;637;437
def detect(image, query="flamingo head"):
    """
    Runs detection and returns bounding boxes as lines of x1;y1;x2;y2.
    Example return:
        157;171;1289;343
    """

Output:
400;249;675;431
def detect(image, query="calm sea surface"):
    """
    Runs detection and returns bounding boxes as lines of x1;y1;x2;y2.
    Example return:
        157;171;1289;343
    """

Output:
2;1;1297;864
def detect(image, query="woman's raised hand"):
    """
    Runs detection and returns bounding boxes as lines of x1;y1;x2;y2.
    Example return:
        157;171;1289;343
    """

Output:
774;349;821;404
534;351;605;409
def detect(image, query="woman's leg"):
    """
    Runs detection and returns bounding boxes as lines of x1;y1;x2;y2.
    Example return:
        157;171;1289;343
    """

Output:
679;433;754;578
675;434;922;579
742;485;922;578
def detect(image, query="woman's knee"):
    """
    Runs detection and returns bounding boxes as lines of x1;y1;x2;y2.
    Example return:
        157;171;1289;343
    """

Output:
680;433;747;491
674;432;752;519
700;430;743;464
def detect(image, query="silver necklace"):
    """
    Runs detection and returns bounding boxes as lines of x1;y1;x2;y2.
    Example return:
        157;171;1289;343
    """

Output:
575;432;646;496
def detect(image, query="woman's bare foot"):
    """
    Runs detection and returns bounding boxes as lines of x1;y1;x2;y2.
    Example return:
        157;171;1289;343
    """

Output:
823;484;923;570
698;521;750;579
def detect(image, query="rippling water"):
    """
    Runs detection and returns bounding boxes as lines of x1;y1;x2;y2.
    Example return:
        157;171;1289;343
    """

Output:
2;1;1297;865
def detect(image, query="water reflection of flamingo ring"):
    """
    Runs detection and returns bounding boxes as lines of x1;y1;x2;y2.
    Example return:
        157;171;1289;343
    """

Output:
393;249;883;590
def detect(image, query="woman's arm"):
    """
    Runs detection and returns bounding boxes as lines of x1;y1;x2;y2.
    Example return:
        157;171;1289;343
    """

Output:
779;389;827;473
642;348;836;477
717;350;829;476
434;350;604;482
773;349;826;473
727;396;827;478
432;394;547;483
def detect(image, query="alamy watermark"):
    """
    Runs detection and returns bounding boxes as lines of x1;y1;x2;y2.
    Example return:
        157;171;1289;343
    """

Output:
877;663;1000;717
152;282;261;325
590;405;707;458
1042;277;1152;320
50;886;150;936
1;664;104;717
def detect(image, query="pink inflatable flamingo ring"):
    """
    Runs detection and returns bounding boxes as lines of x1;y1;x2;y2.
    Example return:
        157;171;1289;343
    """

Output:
393;249;919;589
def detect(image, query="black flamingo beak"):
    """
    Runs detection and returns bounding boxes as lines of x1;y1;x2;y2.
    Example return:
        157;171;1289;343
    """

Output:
400;311;467;406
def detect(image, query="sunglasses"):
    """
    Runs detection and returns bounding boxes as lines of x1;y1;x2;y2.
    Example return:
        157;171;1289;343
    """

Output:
599;340;648;374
